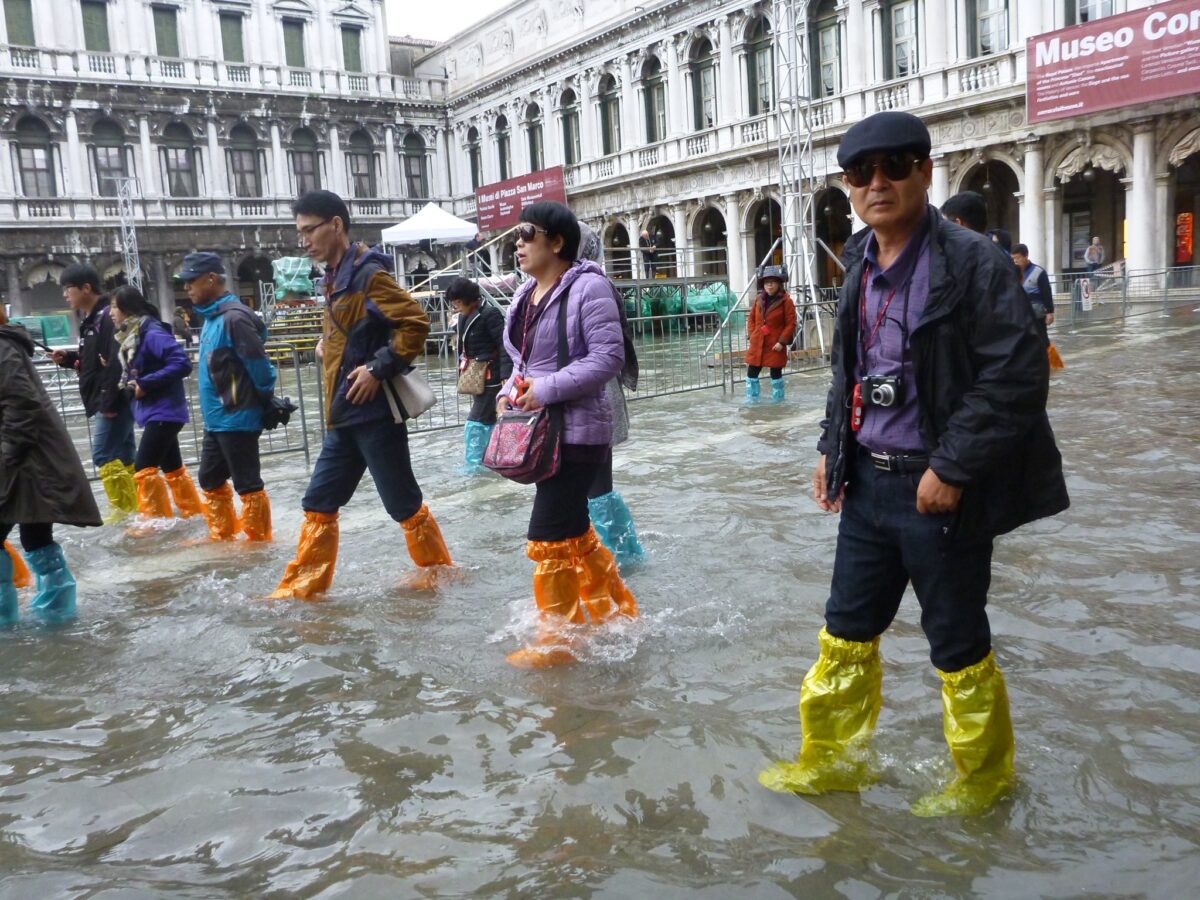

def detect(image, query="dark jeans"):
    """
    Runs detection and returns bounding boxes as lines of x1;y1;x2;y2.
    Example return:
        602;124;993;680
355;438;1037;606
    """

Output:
467;385;501;425
587;447;614;499
0;522;53;553
302;417;423;523
825;449;994;672
135;421;184;472
528;457;600;542
747;366;783;379
198;430;264;495
90;404;136;468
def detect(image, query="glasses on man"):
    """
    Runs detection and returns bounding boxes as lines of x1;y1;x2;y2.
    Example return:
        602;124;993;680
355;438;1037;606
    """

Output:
297;219;331;239
842;153;922;188
515;223;549;243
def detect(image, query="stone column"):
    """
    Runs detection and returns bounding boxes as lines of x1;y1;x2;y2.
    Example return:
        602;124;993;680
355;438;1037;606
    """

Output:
723;192;744;292
665;38;685;139
1043;185;1061;279
717;17;735;127
270;122;287;199
621;54;638;151
0;135;14;200
206;118;227;197
546;92;563;167
847;0;867;89
152;255;176;321
64;110;86;197
1154;172;1172;272
930;154;950;208
578;81;597;163
138;116;159;198
925;0;948;101
7;261;30;317
384;125;399;198
328;124;346;195
429;129;449;198
1127;121;1156;274
1020;139;1046;265
671;203;689;277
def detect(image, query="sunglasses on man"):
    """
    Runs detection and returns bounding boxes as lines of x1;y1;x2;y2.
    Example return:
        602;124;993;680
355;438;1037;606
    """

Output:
842;152;923;188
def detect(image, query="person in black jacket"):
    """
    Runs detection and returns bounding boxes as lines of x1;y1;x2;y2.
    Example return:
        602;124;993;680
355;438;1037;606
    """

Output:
759;112;1069;818
51;264;138;519
446;277;511;472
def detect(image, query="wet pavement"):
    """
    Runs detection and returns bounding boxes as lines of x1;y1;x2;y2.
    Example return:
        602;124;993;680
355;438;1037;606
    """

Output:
2;306;1198;898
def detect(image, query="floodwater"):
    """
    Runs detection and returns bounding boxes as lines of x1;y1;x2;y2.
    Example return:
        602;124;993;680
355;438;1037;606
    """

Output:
2;308;1199;898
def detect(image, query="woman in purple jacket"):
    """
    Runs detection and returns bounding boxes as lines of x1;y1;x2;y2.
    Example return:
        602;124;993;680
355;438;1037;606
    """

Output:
497;202;640;669
111;286;202;521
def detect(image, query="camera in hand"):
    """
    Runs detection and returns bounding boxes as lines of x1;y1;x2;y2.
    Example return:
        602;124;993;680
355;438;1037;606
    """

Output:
861;374;902;408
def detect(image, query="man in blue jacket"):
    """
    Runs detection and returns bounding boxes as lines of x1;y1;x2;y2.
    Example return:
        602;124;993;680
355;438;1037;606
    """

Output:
178;253;277;542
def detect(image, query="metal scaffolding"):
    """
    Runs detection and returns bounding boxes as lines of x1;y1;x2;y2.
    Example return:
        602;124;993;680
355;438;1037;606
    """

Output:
110;177;143;293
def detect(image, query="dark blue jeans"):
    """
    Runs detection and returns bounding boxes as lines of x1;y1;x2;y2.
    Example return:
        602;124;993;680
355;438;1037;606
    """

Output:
302;417;423;523
90;405;136;468
825;450;994;672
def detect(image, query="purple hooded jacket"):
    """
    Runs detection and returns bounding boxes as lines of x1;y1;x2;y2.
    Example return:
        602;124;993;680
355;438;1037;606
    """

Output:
126;319;192;427
501;260;624;446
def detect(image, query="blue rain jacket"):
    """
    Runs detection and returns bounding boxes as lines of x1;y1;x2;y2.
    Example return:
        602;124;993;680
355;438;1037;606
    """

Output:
195;293;277;432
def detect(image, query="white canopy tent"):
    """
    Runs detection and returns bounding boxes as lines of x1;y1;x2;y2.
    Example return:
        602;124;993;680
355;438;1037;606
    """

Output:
380;202;477;245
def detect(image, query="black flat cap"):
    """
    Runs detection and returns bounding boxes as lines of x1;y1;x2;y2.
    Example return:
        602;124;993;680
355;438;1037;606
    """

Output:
837;111;931;168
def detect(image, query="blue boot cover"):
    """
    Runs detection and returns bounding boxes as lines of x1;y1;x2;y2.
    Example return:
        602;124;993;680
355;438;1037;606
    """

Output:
771;377;786;402
588;491;646;568
463;420;494;473
745;379;761;402
25;543;77;624
0;552;17;626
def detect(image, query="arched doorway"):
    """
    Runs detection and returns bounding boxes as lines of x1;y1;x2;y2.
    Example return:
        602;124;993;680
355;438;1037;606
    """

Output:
605;221;633;279
237;255;273;309
1173;151;1199;270
814;188;853;287
694;207;727;277
646;214;675;277
963;160;1019;238
1060;165;1125;272
750;197;783;268
22;261;66;314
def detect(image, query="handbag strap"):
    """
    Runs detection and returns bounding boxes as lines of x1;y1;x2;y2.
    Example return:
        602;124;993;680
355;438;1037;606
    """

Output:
556;287;568;372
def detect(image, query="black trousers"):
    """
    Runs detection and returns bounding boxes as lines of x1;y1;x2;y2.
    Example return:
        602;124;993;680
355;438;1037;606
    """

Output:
747;365;783;379
198;430;265;495
135;421;183;472
0;522;53;552
528;457;601;542
587;447;614;499
467;385;501;425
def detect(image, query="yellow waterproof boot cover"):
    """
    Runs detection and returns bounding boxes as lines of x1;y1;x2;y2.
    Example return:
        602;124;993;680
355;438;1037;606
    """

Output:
239;490;273;542
163;466;204;518
759;628;883;795
5;542;32;589
911;651;1015;817
573;526;638;622
506;539;584;670
98;459;139;519
134;467;174;519
202;483;239;542
401;504;453;567
269;510;339;600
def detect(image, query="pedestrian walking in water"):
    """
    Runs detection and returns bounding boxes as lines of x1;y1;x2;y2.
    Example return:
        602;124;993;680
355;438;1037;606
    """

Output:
759;111;1069;816
1;308;102;626
447;276;510;473
272;190;452;600
497;202;638;669
111;287;202;522
744;265;796;403
180;253;277;542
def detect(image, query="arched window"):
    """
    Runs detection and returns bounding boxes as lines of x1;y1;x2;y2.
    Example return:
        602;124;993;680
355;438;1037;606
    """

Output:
290;127;320;196
466;125;482;191
560;90;581;166
599;75;620;156
496;114;510;181
690;38;717;131
642;57;666;144
969;0;1009;56
161;122;199;197
227;124;261;197
403;132;428;198
347;130;375;198
526;102;543;173
746;18;774;115
884;0;918;79
91;118;127;198
15;116;57;198
810;0;840;97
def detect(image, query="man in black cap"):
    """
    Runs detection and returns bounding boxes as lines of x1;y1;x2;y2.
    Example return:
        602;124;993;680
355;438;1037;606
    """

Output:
759;111;1069;816
178;252;277;544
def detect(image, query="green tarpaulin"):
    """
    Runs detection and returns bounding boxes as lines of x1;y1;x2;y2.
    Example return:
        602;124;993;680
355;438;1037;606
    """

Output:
273;257;316;301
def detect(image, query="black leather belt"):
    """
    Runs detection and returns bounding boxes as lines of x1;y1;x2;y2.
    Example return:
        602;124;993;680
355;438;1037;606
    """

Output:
868;450;930;474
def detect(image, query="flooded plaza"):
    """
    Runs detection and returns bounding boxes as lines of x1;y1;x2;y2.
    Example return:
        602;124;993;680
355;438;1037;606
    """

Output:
1;307;1198;898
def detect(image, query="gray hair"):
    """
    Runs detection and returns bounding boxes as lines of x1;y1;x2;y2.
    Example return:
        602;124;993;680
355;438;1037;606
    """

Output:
576;222;603;264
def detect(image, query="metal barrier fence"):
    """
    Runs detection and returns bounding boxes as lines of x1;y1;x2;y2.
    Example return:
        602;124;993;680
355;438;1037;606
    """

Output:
1049;266;1200;327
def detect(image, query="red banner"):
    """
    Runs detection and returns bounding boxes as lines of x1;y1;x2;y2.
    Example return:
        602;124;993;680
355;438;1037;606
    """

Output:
474;166;567;232
1027;0;1200;123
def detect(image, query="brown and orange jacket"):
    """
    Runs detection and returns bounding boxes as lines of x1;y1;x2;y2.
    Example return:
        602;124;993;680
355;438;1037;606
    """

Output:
321;242;429;429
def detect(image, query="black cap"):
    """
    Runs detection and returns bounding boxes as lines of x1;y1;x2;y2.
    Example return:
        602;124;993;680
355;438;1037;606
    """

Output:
176;252;225;281
837;111;931;168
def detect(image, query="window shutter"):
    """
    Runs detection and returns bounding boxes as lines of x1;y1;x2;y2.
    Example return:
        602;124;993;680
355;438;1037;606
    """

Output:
81;0;110;53
220;13;244;63
4;0;35;46
341;26;362;72
153;6;179;57
283;19;305;68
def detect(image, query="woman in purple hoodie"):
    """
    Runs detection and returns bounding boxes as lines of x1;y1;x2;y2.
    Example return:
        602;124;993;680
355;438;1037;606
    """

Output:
111;286;201;521
497;201;639;669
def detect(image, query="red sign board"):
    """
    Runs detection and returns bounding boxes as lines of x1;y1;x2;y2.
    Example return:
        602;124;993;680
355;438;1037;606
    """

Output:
1027;0;1200;123
474;166;568;232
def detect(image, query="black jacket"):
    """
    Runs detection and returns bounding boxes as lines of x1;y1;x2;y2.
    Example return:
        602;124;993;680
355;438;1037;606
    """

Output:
57;296;125;417
819;207;1069;542
456;302;512;387
0;324;102;528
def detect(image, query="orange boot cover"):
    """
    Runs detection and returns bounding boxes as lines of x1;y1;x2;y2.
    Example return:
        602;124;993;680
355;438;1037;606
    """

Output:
202;484;239;542
269;510;339;600
5;541;32;589
135;467;174;518
163;466;204;518
573;527;639;622
400;504;453;567
239;490;273;542
506;539;585;670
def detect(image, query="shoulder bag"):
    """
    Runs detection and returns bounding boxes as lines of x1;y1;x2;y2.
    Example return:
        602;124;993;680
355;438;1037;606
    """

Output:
455;313;490;396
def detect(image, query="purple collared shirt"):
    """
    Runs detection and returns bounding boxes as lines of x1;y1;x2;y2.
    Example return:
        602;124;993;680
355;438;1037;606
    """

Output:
856;220;931;454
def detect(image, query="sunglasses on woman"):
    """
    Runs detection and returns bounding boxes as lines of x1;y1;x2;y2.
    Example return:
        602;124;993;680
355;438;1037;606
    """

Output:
842;152;922;188
515;223;549;242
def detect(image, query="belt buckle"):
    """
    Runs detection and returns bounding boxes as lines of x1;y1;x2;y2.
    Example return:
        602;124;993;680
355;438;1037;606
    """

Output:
870;451;895;473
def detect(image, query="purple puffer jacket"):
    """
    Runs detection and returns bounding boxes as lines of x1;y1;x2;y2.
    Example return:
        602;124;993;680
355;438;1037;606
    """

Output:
126;319;192;427
501;260;624;446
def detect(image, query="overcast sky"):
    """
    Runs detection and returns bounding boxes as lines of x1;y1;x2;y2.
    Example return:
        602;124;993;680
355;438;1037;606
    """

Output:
386;0;509;42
